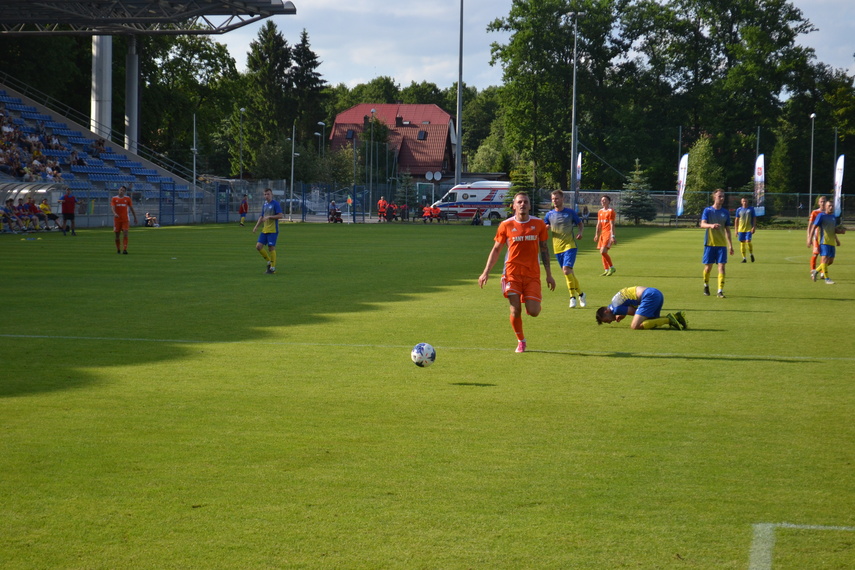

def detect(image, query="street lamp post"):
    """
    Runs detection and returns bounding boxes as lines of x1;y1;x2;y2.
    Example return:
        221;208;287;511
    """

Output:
566;12;585;209
289;121;298;222
239;107;245;182
808;112;816;216
314;132;322;155
370;108;375;218
317;121;326;158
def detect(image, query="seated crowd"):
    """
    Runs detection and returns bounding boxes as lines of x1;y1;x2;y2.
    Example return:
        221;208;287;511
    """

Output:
0;111;69;184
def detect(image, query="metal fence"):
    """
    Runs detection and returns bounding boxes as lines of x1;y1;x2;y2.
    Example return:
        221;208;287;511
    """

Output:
3;181;849;230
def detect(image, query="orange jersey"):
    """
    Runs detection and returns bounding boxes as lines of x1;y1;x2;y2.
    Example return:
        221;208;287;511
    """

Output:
597;207;615;236
111;196;133;222
494;216;548;281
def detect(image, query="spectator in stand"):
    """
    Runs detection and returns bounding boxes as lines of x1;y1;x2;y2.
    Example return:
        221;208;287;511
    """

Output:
39;198;65;232
59;188;79;235
69;150;86;167
92;138;107;158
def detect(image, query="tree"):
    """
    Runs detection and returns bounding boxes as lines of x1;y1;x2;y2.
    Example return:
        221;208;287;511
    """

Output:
290;29;328;140
351;76;401;104
683;137;724;215
400;81;445;107
238;21;294;176
619;159;657;225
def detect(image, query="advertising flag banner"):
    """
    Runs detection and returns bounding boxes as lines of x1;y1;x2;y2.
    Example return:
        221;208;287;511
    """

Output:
834;155;844;217
676;153;688;217
576;152;582;187
754;154;765;216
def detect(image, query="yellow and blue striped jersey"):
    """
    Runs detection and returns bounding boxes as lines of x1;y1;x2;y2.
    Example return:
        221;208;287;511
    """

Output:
701;206;731;247
543;207;582;253
261;199;282;234
734;206;755;232
813;212;838;246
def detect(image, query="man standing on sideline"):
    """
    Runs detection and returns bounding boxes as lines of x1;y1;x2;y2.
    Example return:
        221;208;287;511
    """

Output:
810;200;841;285
478;192;555;353
544;190;586;308
593;195;616;276
734;197;757;262
700;189;734;297
252;188;283;274
238;194;249;227
59;187;78;235
111;185;137;254
807;195;827;278
377;196;388;223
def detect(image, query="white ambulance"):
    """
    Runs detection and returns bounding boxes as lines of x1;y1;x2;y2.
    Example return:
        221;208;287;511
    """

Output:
431;181;512;220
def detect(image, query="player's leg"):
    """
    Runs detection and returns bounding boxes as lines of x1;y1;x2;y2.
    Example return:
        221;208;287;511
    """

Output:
702;263;712;296
717;261;726;297
122;228;129;252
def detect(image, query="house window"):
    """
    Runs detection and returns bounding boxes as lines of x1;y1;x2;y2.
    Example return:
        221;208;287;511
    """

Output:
346;129;354;139
417;130;427;140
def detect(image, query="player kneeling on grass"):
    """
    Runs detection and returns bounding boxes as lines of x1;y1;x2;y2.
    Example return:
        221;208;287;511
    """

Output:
595;286;686;330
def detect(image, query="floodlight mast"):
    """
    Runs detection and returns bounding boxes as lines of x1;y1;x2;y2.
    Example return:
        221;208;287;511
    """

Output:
566;11;586;209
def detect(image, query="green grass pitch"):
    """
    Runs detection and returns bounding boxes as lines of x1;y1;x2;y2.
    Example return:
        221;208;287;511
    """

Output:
1;222;853;568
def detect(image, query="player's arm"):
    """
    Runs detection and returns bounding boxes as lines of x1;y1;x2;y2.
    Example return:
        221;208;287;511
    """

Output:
725;225;734;254
110;200;118;218
593;216;600;241
478;241;504;288
539;240;556;291
575;220;584;241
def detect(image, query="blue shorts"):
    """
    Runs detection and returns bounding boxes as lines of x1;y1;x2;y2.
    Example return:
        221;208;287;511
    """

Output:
257;232;279;247
702;246;728;265
737;232;752;242
636;288;664;319
819;244;836;258
555;249;578;269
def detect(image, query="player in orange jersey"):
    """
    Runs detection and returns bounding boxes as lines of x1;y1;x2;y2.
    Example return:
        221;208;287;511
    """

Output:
478;192;555;353
593;195;617;275
807;195;827;278
110;185;137;254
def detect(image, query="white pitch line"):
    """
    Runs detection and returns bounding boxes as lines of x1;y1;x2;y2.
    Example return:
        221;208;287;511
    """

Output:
2;334;855;362
749;522;855;570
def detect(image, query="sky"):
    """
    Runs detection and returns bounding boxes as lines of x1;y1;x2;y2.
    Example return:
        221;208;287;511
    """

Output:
215;0;854;91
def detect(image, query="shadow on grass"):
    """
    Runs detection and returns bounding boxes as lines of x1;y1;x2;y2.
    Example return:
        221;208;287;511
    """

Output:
0;225;503;397
450;382;497;387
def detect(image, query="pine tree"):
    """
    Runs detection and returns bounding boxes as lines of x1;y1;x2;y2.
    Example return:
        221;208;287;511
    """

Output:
619;159;657;225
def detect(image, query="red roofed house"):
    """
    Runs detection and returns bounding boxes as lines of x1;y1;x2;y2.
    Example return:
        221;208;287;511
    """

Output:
329;103;456;180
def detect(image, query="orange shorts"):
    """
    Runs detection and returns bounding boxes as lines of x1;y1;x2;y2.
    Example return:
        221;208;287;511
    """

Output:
597;234;613;249
501;274;542;303
114;218;129;232
812;239;820;255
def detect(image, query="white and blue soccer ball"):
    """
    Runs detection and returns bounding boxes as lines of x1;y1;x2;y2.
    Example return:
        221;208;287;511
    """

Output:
411;343;436;367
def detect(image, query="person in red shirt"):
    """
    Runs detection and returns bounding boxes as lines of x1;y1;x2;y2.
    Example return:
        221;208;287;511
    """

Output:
478;192;556;353
238;194;249;227
110;185;137;254
59;189;78;235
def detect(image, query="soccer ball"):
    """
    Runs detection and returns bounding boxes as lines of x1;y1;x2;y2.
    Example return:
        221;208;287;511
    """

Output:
411;343;436;367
